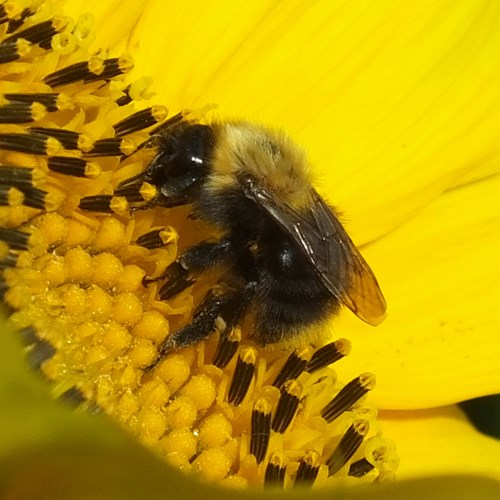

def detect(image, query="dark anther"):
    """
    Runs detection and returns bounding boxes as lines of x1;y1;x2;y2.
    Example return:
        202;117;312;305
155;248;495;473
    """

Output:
78;195;113;212
113;106;168;137
58;386;87;407
250;398;271;464
0;132;52;155
0;227;30;250
264;452;286;488
29;127;80;150
272;348;310;389
320;373;375;423
227;347;256;406
4;93;59;112
326;420;369;476
0;165;33;187
271;380;301;433
348;457;375;478
306;339;351;373
48;157;89;177
212;328;240;368
294;451;320;487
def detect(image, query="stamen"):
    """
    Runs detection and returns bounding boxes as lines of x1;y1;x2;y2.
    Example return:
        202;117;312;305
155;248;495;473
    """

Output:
4;93;63;112
10;185;47;209
264;451;286;488
271;379;302;433
348;458;374;478
0;251;18;269
85;137;136;157
117;172;143;188
114;182;150;203
212;327;240;368
48;156;100;178
135;226;178;250
5;8;33;33
0;227;30;250
0;39;31;63
58;386;86;407
113;105;168;137
326;420;369;476
43;59;102;86
272;347;311;389
43;57;133;87
149;111;187;136
138;182;156;202
294;450;320;487
0;4;9;25
0;102;46;123
79;195;128;215
84;57;133;83
0;133;61;155
17;326;38;346
306;339;351;373
0;165;35;187
321;373;376;423
78;194;113;212
2;17;67;47
115;85;132;106
363;437;400;476
0;185;21;206
22;333;56;371
250;397;271;464
29;127;85;151
227;347;256;405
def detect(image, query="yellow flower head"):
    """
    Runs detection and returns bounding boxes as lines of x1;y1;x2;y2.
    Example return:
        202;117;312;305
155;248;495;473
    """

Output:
2;0;500;496
0;0;398;489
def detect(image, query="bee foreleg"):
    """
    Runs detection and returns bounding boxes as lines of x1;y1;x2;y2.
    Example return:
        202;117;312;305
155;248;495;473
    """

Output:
156;239;233;300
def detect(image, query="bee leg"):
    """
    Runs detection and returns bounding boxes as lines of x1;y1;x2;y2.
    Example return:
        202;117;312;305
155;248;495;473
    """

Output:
151;239;233;300
147;281;256;370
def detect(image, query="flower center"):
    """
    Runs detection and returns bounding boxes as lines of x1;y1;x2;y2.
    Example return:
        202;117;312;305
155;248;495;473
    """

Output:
0;0;398;488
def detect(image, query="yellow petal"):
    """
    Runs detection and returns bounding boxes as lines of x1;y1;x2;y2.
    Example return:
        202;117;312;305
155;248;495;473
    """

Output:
65;0;150;52
336;173;500;408
128;0;500;243
380;406;500;481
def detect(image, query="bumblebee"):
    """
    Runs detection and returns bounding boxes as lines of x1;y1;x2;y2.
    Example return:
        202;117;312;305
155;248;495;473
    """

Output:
121;120;386;355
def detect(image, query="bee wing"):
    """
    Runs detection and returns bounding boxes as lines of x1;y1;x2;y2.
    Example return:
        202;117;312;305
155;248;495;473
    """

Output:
242;178;387;325
308;189;387;325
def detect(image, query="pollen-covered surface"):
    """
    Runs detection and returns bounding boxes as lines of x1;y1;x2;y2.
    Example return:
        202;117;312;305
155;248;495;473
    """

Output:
0;0;398;489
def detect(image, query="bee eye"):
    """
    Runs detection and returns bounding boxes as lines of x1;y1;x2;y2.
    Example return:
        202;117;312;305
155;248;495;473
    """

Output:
141;124;215;207
147;124;214;184
174;124;213;171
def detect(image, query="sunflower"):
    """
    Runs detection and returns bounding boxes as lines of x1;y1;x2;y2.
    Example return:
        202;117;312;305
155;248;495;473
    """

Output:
1;0;500;498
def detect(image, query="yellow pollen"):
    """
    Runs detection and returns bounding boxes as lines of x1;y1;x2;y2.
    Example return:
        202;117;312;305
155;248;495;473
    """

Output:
193;448;232;482
109;196;129;215
198;413;233;449
181;373;217;411
93;218;126;251
133;310;170;343
139;182;157;202
64;248;93;282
